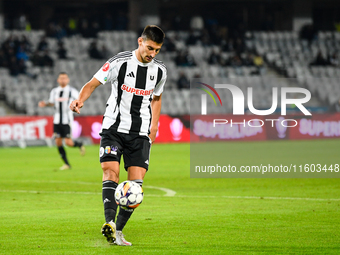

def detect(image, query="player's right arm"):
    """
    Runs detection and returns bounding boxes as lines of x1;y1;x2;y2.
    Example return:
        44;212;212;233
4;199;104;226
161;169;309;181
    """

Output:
38;101;54;107
70;77;102;114
39;88;55;107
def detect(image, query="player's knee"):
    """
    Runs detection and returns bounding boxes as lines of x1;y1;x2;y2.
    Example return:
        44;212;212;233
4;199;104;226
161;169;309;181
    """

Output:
55;139;63;147
101;162;119;182
65;139;73;147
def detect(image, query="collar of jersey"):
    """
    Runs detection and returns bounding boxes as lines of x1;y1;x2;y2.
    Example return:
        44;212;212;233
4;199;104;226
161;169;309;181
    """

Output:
59;84;69;89
132;50;153;66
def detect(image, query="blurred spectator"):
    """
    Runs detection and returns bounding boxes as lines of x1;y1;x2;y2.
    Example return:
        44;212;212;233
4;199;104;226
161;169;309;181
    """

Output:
37;36;48;52
243;52;254;66
231;55;243;75
54;22;67;40
300;24;317;44
14;14;30;30
186;30;201;45
8;56;26;76
41;50;54;67
329;52;339;67
175;50;196;67
80;20;94;38
253;53;265;74
16;43;29;61
253;54;264;68
57;41;67;59
217;26;229;50
234;37;245;56
88;41;104;59
201;29;211;46
8;56;21;76
310;51;329;66
20;35;32;52
177;72;190;90
0;50;8;67
162;37;176;52
208;49;223;65
193;72;201;79
101;45;112;59
31;50;54;67
46;22;67;40
68;18;78;35
190;16;204;31
222;38;234;52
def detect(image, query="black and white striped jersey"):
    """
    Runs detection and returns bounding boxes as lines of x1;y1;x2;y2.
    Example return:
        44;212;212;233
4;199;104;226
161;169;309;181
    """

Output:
94;50;167;136
48;85;79;125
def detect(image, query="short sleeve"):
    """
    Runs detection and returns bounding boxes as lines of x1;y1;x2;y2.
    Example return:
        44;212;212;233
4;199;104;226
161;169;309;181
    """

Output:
48;89;55;104
93;61;116;84
153;69;167;96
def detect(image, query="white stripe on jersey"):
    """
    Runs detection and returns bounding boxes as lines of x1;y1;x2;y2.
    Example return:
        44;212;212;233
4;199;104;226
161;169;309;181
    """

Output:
94;50;167;136
48;85;79;125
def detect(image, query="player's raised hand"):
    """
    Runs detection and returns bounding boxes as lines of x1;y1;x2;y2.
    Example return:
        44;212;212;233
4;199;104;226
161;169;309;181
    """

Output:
38;101;46;107
70;100;83;114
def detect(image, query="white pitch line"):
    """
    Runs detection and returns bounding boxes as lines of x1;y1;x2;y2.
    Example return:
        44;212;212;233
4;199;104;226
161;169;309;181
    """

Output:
0;190;338;201
176;195;340;201
145;186;176;197
0;190;163;197
14;180;177;197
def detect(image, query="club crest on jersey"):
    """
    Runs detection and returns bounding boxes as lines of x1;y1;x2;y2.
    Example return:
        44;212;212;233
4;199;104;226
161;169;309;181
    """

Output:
150;75;154;81
121;84;154;96
102;63;110;72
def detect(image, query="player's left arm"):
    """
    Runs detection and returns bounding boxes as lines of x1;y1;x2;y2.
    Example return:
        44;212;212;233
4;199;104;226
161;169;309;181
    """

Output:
149;94;162;143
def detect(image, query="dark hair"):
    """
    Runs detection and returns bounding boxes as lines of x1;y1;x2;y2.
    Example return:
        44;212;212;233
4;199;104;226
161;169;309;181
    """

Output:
141;25;165;44
58;72;68;76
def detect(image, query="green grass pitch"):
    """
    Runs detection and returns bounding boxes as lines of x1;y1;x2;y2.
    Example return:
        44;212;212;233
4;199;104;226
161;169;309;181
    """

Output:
0;140;339;254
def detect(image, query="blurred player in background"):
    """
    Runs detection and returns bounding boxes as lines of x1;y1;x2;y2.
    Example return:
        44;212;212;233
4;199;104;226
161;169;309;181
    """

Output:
38;72;85;170
70;25;167;246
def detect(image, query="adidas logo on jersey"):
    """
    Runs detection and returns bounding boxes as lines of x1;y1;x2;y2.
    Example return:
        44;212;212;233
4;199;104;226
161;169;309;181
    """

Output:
127;72;135;78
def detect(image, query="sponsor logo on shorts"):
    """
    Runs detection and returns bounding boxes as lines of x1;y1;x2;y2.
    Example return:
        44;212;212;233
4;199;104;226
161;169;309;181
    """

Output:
121;84;154;96
99;147;104;157
110;145;118;155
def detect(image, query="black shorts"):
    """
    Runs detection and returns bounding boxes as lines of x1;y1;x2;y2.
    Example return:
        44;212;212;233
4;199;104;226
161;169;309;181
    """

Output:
99;129;152;171
53;124;71;138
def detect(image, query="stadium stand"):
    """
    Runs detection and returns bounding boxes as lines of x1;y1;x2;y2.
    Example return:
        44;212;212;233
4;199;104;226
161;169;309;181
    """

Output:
0;29;339;116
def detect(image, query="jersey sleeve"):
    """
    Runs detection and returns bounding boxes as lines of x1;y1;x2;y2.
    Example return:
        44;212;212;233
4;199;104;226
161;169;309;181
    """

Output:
153;68;167;96
48;89;55;104
93;60;116;84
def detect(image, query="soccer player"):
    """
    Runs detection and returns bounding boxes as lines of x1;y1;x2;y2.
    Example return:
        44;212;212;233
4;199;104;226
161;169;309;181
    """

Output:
70;25;166;246
38;72;85;170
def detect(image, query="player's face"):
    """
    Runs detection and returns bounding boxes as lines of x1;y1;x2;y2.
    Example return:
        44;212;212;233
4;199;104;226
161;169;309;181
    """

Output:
137;38;162;63
57;74;69;87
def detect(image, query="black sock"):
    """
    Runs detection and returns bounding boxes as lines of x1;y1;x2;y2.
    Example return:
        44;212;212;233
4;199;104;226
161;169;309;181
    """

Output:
102;180;118;223
116;179;143;231
58;146;70;166
73;141;83;148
